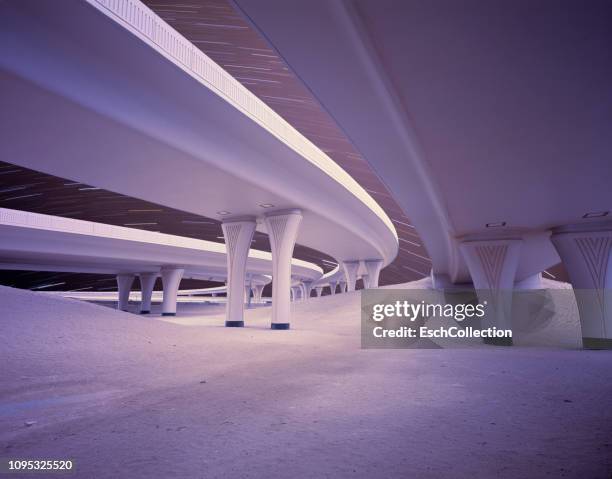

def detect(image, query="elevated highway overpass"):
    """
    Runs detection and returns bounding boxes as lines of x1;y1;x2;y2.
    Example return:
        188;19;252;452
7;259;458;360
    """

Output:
0;207;319;318
233;0;612;346
0;0;399;328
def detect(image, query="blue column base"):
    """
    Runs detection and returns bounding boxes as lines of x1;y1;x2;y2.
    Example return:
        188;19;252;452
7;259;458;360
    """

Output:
271;323;290;330
140;310;150;315
162;312;176;317
225;321;244;327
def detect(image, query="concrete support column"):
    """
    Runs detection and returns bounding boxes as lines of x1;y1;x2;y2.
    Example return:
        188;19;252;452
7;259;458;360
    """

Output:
302;280;313;300
551;224;612;349
339;281;346;293
116;273;135;312
222;217;256;327
244;285;252;307
290;287;297;302
329;281;337;295
342;261;360;292
460;239;522;345
364;259;383;288
263;209;302;330
315;286;323;297
138;272;157;314
253;284;264;304
161;267;184;316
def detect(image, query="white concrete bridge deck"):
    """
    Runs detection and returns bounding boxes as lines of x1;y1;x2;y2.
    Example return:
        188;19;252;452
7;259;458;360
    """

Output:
0;207;320;316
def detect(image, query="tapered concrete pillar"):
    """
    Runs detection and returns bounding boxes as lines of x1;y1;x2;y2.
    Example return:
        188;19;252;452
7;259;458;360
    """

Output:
315;286;323;297
297;283;305;301
339;280;346;293
222;217;256;327
460;239;522;345
161;267;184;316
302;280;313;299
263;209;302;330
244;284;253;309
138;272;157;314
551;224;612;349
290;287;297;302
364;260;383;288
342;261;360;292
253;284;264;304
329;281;337;295
116;273;135;312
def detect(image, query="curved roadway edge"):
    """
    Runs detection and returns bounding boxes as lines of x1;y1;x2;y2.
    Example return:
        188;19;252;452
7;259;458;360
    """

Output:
233;0;592;284
0;207;322;282
0;0;398;272
233;0;448;277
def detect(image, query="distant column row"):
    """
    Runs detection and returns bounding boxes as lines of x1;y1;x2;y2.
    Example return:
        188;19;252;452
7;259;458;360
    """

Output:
116;209;387;331
115;266;184;316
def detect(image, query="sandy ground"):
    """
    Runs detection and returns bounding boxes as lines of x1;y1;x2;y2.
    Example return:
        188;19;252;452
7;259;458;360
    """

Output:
1;283;611;478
